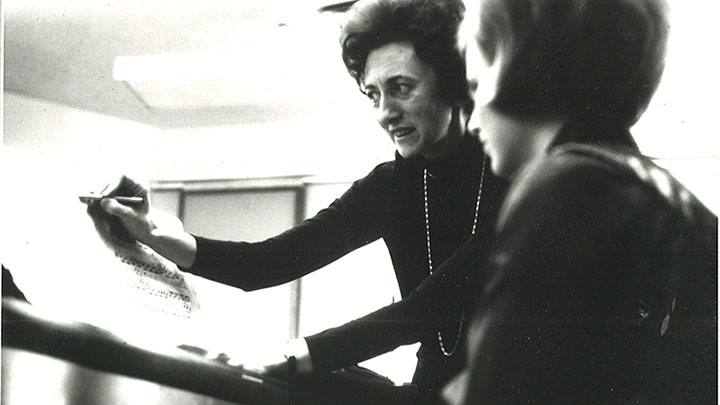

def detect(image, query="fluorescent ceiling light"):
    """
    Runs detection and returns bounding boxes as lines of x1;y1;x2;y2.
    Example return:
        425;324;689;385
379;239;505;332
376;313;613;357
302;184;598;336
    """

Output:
113;49;288;82
111;19;345;108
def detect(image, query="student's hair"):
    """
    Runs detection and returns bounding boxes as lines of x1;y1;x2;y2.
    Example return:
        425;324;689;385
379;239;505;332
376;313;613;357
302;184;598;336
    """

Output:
473;0;669;126
340;0;468;105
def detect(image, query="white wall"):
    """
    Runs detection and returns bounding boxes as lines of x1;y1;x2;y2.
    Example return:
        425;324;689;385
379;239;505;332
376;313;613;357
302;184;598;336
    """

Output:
631;1;719;213
3;93;160;191
2;91;395;185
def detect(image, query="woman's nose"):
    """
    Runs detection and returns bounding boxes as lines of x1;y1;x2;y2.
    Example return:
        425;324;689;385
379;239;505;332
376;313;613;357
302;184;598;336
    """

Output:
377;95;402;127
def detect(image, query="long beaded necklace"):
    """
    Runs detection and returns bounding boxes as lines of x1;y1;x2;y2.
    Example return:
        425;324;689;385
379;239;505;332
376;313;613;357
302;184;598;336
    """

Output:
423;155;486;356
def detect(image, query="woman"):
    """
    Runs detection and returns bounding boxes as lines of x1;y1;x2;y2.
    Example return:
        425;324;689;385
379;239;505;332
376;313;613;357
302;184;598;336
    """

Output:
92;0;506;402
453;0;717;403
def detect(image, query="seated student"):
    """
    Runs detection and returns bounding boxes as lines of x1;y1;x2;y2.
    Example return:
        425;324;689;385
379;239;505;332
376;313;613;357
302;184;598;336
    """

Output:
90;0;507;402
450;0;718;403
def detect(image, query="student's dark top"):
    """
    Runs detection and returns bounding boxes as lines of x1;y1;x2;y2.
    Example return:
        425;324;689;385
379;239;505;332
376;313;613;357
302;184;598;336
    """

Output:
187;135;507;381
462;118;718;404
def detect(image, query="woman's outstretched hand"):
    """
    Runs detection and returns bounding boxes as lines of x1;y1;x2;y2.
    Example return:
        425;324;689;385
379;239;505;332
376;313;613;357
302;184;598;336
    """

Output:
90;175;154;244
85;175;197;268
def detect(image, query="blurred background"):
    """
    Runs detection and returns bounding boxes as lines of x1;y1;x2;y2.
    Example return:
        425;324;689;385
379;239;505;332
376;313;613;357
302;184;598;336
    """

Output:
2;0;718;403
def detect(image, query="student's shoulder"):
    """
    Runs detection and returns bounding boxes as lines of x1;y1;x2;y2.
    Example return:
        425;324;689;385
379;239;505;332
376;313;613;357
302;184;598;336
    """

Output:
524;143;642;191
537;142;689;206
502;144;645;221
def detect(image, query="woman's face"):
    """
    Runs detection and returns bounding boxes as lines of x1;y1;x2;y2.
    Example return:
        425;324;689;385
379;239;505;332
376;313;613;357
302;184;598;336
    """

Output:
363;41;459;160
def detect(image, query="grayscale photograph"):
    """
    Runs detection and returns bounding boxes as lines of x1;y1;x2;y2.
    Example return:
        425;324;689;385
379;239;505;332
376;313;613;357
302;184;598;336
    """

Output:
2;0;718;404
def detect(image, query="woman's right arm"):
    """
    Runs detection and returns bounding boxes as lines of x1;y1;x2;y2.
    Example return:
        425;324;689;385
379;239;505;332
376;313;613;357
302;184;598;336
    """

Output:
188;165;392;291
91;166;392;291
113;205;198;269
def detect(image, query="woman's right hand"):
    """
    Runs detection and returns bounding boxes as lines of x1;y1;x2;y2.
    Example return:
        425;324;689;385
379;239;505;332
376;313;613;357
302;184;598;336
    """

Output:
86;175;198;268
86;175;154;244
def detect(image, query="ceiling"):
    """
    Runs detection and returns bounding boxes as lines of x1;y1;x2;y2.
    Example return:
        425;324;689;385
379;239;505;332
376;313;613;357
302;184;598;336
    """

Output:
3;0;354;128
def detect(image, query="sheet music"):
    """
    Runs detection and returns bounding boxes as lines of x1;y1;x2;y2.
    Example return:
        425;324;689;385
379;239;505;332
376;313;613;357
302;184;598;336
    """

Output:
112;236;196;319
1;149;201;349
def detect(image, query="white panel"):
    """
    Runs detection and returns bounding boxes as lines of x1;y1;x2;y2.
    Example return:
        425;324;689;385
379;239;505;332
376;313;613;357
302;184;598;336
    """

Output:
184;190;296;241
299;182;419;385
150;189;181;217
181;189;299;355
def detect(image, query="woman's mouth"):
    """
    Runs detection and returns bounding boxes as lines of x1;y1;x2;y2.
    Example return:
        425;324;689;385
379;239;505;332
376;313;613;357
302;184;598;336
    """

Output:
390;127;415;138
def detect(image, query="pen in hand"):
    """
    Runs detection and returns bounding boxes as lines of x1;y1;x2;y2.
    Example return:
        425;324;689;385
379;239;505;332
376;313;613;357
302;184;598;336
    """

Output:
78;195;145;206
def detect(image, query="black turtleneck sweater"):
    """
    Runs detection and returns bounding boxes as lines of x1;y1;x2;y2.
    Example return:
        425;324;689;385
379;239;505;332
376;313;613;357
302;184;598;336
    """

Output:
187;135;507;384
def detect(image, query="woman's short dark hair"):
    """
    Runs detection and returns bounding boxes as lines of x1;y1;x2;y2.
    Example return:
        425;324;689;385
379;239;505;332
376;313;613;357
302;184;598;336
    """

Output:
340;0;468;105
474;0;669;126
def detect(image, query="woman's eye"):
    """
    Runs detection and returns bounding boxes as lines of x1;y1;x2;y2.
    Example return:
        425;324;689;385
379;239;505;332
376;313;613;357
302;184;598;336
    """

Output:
366;91;380;107
393;83;412;96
